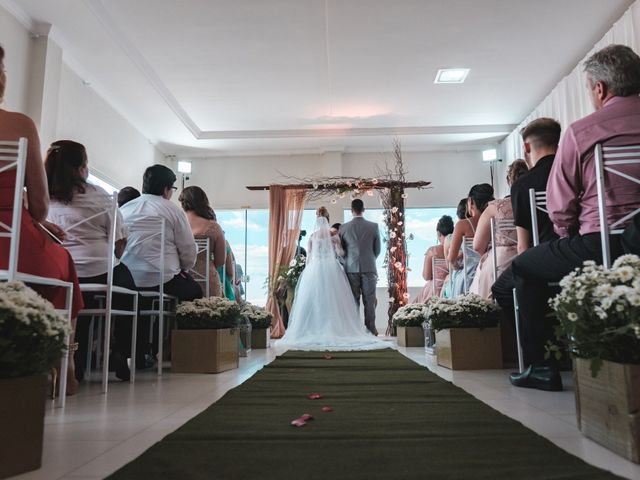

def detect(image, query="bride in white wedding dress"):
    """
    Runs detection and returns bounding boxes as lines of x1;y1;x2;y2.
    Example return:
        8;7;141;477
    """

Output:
276;208;388;351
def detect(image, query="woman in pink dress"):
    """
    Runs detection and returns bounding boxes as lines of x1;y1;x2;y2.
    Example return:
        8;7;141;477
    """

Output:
0;45;84;394
469;160;529;299
413;215;454;303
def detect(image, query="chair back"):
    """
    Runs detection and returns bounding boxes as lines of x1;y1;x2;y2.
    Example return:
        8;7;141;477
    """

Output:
124;215;167;292
594;143;640;268
0;138;28;280
56;192;120;289
190;237;211;297
461;236;474;293
431;257;448;297
528;188;547;247
490;217;518;284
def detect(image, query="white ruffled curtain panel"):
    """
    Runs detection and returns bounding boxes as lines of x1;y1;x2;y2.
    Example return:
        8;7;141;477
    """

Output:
497;1;640;195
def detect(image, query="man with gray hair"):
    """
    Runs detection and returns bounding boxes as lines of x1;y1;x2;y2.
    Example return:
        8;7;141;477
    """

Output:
509;44;640;392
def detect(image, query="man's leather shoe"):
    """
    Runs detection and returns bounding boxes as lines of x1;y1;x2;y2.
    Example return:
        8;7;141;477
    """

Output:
510;364;562;391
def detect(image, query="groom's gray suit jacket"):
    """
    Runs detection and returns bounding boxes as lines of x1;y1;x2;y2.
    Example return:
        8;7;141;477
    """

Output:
339;217;381;273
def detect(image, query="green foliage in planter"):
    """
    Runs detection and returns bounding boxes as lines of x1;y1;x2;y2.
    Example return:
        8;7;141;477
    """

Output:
392;304;429;327
550;255;640;376
240;302;272;329
176;296;241;330
0;282;70;378
427;294;501;332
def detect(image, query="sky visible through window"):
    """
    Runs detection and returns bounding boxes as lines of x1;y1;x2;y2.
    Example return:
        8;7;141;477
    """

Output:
217;206;456;306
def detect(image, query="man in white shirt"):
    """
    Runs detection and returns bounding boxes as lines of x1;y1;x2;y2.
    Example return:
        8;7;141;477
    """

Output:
121;164;201;301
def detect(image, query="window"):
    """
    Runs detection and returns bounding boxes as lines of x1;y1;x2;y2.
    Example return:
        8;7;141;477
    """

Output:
87;173;119;194
217;210;270;306
344;207;457;287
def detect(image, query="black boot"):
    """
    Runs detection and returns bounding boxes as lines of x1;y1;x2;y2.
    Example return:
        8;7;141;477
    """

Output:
111;352;131;381
510;364;562;391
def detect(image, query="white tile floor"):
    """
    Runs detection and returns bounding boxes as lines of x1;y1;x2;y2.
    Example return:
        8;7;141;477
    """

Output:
12;344;640;480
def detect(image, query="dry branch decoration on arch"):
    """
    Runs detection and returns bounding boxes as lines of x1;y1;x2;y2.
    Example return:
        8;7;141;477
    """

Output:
249;139;431;334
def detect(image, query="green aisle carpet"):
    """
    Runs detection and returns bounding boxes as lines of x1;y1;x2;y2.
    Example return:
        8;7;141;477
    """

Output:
108;349;621;480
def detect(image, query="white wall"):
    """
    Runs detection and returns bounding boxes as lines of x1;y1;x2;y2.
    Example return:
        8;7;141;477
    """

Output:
0;5;162;189
55;63;163;188
180;149;492;216
0;7;33;113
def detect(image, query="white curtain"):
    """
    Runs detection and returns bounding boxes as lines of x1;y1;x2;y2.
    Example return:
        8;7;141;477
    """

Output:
497;1;640;196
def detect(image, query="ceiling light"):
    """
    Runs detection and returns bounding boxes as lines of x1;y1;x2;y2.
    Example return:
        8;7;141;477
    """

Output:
177;160;192;174
482;149;498;162
434;68;470;84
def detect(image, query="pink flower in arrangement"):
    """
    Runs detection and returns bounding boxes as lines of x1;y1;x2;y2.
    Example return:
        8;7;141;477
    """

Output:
307;393;323;400
402;292;410;299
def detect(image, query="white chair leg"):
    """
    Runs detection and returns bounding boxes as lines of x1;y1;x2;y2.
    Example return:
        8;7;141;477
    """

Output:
58;331;70;408
158;312;164;377
131;296;138;384
96;318;103;370
102;315;112;394
513;288;524;373
85;317;95;377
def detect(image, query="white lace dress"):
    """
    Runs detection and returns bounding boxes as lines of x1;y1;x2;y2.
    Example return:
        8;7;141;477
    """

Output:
275;217;389;351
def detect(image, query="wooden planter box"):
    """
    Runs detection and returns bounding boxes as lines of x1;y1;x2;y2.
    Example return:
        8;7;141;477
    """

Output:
396;326;425;347
0;375;47;479
171;329;239;374
251;328;270;349
436;327;502;370
574;357;640;463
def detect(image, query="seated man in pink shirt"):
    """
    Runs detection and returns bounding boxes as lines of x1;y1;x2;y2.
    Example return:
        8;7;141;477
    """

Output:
510;44;640;392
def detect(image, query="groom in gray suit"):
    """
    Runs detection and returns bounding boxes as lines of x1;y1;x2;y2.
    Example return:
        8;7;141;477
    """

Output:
339;199;381;335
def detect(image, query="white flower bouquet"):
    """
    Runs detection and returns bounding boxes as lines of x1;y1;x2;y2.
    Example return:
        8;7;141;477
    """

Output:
392;304;429;327
0;281;70;378
277;254;306;290
550;254;640;376
427;293;501;332
240;302;273;329
176;296;241;330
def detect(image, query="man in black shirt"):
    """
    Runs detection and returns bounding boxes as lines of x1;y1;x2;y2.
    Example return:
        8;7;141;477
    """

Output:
492;118;561;368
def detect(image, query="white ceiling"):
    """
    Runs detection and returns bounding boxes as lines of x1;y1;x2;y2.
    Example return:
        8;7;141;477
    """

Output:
8;0;635;156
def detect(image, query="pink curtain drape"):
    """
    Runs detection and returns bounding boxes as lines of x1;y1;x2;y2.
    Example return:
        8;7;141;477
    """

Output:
266;185;305;338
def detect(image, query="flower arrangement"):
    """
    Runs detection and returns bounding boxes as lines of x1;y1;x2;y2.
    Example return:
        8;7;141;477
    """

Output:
277;254;306;290
427;293;501;332
0;281;70;378
550;255;640;376
176;296;241;330
392;304;429;327
240;302;273;329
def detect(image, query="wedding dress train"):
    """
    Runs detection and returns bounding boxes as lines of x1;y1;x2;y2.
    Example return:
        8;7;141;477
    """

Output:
276;217;388;351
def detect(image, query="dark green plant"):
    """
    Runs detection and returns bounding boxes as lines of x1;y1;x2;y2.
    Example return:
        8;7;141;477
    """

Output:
176;297;241;330
0;282;70;378
428;294;501;332
550;255;640;376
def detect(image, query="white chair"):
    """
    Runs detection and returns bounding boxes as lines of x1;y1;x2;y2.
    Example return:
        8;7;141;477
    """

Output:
61;193;139;393
461;236;475;293
189;237;211;297
489;217;518;285
528;188;548;247
512;188;556;373
431;257;449;297
594;143;640;269
123;216;178;376
0;138;74;406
